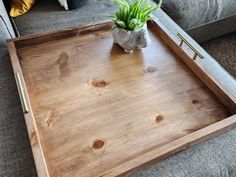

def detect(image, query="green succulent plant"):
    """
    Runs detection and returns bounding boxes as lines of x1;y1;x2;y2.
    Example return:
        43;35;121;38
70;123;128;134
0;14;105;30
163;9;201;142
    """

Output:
110;0;162;31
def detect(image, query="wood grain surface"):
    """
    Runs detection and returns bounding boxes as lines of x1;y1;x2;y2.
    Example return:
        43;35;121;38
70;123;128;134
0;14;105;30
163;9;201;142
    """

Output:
8;21;236;177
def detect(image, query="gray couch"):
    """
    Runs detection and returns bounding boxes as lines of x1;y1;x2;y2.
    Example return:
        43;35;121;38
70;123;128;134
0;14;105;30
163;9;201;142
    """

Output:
162;0;236;42
0;0;236;177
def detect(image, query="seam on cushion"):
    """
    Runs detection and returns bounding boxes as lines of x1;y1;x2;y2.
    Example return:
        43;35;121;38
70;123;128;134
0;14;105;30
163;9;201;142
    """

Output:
186;14;236;31
0;15;13;38
11;17;21;37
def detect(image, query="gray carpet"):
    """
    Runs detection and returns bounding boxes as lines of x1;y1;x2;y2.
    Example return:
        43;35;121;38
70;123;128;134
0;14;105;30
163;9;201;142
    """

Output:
202;32;236;78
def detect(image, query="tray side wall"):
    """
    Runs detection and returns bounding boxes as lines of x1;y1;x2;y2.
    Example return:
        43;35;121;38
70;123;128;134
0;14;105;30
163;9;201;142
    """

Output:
7;41;50;177
10;21;114;49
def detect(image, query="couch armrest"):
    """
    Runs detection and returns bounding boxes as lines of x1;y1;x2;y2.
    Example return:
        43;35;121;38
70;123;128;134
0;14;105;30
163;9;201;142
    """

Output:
0;0;15;38
161;0;236;31
155;0;236;42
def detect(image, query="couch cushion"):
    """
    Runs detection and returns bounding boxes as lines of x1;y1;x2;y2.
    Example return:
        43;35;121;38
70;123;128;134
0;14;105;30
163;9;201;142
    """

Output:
161;0;236;30
13;0;117;36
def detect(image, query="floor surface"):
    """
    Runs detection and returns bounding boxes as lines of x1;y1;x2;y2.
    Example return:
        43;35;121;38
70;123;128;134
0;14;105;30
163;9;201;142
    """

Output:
202;32;236;78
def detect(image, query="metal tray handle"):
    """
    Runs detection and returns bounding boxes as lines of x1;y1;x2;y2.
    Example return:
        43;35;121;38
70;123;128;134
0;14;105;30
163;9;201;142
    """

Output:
177;33;204;60
15;72;29;114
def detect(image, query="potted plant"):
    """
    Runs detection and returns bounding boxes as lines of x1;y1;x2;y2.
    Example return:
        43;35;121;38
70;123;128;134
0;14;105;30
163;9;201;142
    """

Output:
110;0;162;53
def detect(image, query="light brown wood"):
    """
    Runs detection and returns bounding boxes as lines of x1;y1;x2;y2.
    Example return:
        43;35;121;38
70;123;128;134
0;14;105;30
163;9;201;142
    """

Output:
8;21;236;177
7;42;50;177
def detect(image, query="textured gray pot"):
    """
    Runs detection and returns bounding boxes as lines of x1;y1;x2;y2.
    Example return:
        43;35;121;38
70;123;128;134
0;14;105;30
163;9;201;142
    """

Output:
112;23;151;53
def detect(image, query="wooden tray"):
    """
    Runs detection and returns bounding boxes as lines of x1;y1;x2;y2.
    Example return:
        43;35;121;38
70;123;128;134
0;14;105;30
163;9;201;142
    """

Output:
8;19;236;177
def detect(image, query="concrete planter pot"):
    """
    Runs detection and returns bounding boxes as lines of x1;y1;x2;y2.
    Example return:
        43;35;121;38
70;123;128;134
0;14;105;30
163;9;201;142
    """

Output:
112;23;151;53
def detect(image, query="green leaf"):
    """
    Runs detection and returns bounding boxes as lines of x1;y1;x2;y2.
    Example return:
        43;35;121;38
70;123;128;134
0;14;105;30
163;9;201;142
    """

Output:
116;20;126;29
109;0;162;31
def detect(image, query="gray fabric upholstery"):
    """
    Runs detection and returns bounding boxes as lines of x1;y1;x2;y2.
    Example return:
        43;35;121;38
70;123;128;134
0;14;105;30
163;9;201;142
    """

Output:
159;0;236;42
0;0;15;37
161;0;236;31
13;0;117;36
1;1;236;177
188;15;236;43
13;0;236;43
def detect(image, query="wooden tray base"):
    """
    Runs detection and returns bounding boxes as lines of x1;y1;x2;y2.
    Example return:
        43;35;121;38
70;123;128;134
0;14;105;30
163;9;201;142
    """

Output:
8;21;236;177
